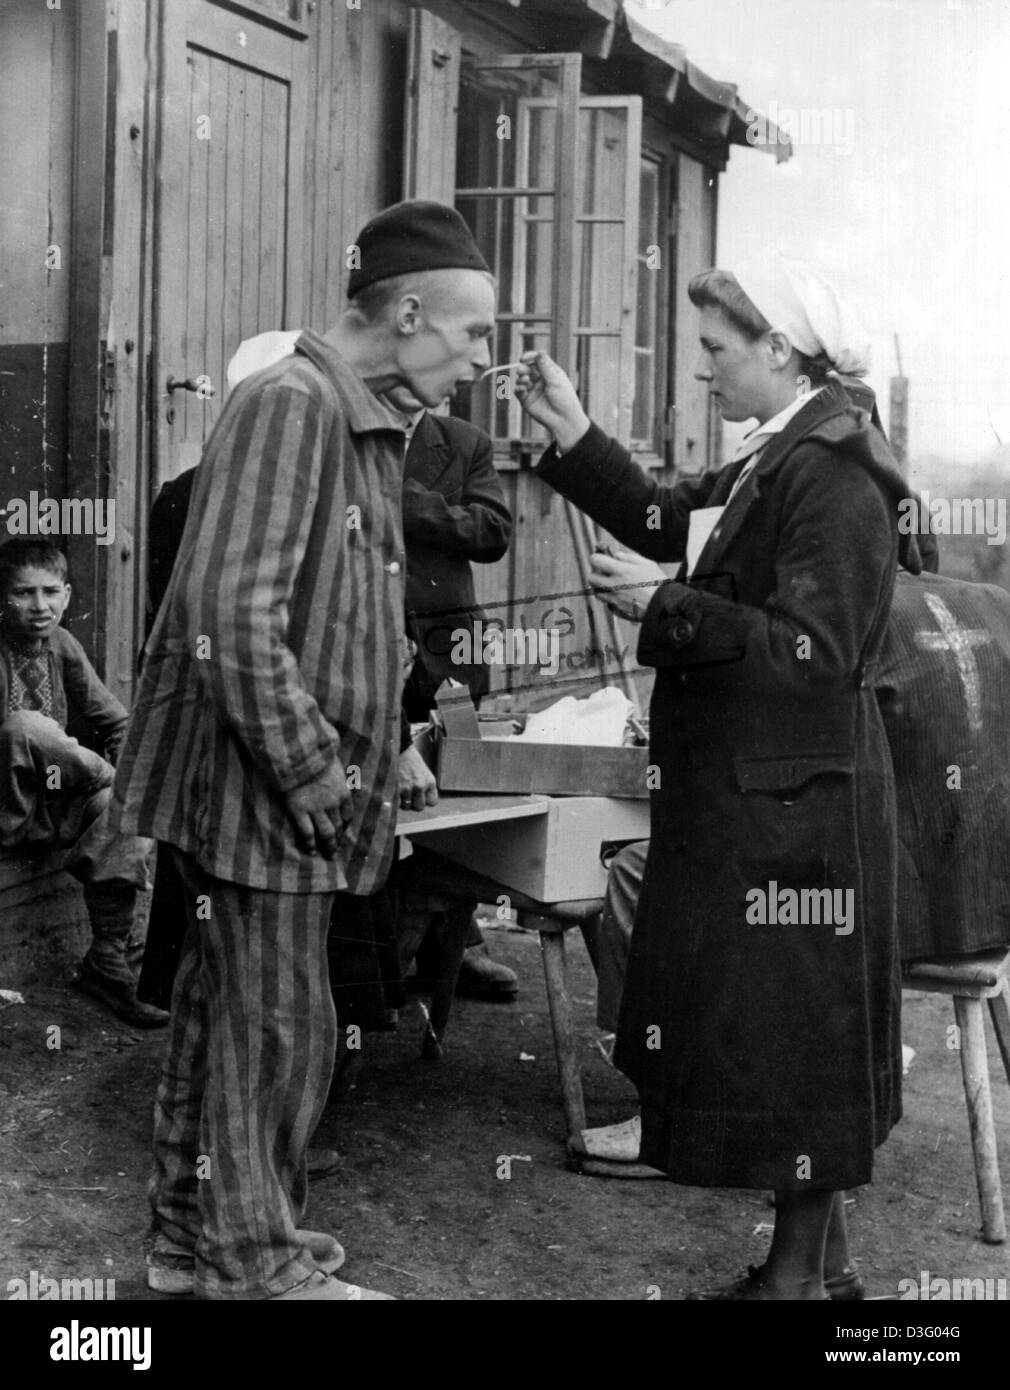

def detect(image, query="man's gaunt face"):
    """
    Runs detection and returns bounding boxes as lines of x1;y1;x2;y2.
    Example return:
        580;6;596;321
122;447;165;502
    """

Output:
3;565;71;646
397;270;496;409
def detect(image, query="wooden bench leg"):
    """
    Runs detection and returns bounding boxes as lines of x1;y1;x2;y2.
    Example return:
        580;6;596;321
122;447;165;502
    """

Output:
987;979;1010;1089
538;927;587;1143
954;995;1006;1243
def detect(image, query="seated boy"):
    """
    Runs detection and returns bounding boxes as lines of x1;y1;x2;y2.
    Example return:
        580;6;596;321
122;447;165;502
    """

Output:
0;538;167;1027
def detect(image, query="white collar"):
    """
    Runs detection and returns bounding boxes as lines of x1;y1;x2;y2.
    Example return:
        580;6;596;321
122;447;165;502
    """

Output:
730;387;823;464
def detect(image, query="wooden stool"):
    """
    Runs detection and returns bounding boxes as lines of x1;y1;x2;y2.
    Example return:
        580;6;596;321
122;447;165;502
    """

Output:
518;902;605;1143
903;949;1010;1242
395;845;603;1115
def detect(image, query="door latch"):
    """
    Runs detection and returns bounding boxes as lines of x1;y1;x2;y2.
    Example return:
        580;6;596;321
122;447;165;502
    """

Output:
166;374;215;397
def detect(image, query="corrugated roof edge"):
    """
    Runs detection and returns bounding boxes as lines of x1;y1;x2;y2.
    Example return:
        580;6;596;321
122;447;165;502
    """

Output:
620;5;793;161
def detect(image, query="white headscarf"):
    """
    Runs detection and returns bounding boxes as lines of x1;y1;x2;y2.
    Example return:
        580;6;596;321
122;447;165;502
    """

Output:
225;330;301;391
732;251;872;378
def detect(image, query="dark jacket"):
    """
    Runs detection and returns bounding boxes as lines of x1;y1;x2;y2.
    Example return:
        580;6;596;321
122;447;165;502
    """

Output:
401;412;511;718
536;381;916;1191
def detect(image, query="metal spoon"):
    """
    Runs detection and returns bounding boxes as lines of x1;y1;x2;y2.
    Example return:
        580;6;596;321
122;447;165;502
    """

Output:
477;361;526;381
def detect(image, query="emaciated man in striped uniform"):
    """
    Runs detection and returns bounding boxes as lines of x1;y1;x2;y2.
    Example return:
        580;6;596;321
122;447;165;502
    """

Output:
110;202;496;1300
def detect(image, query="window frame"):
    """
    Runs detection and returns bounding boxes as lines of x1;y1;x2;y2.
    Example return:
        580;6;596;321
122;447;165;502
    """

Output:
634;142;676;472
567;94;643;451
452;51;582;459
206;0;309;40
402;36;689;473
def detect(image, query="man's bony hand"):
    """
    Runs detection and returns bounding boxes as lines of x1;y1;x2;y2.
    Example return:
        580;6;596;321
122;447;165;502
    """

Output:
285;762;353;859
398;744;438;812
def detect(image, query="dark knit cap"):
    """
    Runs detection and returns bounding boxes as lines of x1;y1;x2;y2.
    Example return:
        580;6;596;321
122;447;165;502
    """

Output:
347;200;490;298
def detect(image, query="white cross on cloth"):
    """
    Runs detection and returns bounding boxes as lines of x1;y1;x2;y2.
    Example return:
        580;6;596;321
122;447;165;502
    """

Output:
914;591;991;735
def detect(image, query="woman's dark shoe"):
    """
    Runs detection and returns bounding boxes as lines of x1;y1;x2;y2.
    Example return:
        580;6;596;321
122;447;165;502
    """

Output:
724;1262;864;1301
824;1266;865;1300
687;1265;830;1301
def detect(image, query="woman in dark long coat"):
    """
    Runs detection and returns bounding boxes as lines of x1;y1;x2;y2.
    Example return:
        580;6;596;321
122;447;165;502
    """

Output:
515;254;928;1300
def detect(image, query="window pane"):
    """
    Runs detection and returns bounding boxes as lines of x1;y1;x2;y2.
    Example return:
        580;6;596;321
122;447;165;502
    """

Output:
522;205;556;319
458;70;564;193
525;104;557;189
575;220;624;334
577;108;627;219
635;253;656;349
632;155;662;448
632;351;655;446
573;105;626;432
639;158;660;256
577;335;622;438
457;82;521;202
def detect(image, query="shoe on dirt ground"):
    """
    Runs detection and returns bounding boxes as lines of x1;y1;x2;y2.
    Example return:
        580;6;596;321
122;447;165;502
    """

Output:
454;943;518;1001
147;1230;346;1295
78;958;169;1029
269;1272;394;1301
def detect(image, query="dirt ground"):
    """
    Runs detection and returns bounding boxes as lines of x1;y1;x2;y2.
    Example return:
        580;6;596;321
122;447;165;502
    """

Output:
2;917;1009;1307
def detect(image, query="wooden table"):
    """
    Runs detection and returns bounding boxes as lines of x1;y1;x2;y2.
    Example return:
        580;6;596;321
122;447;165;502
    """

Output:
395;792;650;1145
398;793;648;901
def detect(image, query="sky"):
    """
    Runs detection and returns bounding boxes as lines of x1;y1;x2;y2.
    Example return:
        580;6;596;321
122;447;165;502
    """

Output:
630;0;1010;469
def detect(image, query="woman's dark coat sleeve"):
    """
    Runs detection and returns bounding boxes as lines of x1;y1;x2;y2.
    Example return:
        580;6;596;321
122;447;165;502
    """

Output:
536;423;717;563
537;423;896;698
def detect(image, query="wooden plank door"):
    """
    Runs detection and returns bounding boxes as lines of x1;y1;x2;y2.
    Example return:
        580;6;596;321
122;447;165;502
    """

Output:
152;0;307;487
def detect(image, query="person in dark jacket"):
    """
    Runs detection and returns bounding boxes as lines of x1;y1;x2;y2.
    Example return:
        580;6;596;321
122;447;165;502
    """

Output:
391;398;517;1001
399;409;511;716
515;252;927;1301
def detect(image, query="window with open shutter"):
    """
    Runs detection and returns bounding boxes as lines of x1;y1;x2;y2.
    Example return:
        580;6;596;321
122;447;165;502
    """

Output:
403;35;667;464
399;35;669;704
452;52;581;457
449;65;649;460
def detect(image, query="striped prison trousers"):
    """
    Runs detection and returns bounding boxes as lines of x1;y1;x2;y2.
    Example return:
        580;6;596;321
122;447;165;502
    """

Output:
149;848;338;1298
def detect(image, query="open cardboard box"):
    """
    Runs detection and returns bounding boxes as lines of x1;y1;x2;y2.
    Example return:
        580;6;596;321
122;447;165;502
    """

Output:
419;682;650;800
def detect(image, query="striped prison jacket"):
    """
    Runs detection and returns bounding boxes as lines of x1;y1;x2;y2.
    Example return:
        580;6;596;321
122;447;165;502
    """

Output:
110;330;407;894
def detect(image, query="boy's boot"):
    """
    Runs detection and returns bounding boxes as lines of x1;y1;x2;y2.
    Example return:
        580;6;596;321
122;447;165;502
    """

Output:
79;883;169;1028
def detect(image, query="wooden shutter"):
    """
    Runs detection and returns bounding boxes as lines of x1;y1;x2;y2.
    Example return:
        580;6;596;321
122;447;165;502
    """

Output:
572;95;642;449
403;7;461;202
672;154;718;473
